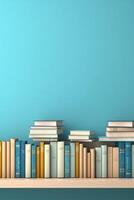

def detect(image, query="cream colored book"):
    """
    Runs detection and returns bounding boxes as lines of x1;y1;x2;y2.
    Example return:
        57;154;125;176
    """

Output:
79;144;83;178
99;137;134;141
90;148;95;178
2;141;6;178
57;141;64;178
87;152;91;178
25;144;31;178
6;141;10;178
106;132;134;137
44;144;50;178
107;127;134;132
83;147;87;178
70;130;92;136
113;147;119;178
10;139;15;178
108;147;113;178
108;121;134;127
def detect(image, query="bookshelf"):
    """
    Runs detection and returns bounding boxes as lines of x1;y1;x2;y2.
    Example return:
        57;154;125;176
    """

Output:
0;178;134;188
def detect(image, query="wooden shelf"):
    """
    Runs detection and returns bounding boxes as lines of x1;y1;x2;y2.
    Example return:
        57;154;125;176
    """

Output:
0;178;134;188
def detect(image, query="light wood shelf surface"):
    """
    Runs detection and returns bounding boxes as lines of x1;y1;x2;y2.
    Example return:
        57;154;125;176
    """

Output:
0;178;134;188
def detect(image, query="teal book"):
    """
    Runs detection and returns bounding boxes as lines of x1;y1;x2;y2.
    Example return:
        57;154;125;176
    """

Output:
132;145;134;177
20;141;26;178
95;147;101;178
32;144;36;178
50;142;57;178
101;145;107;178
119;142;125;178
70;143;75;178
15;140;21;178
125;142;132;178
65;144;70;178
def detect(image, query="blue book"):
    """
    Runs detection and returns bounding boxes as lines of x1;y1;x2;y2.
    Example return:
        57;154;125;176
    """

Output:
65;144;70;178
15;141;21;178
20;141;25;178
70;143;75;178
32;144;36;178
50;142;57;178
119;142;125;178
125;142;132;178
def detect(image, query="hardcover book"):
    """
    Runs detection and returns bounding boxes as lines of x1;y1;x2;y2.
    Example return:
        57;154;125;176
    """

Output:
65;144;70;178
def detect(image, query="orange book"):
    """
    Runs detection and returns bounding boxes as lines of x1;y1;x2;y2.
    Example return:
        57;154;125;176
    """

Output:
113;147;119;178
10;139;15;178
108;147;113;178
79;144;83;178
36;146;40;178
2;141;6;178
40;142;44;178
6;141;11;178
83;147;87;178
87;152;91;178
0;141;2;178
90;148;95;178
75;142;79;178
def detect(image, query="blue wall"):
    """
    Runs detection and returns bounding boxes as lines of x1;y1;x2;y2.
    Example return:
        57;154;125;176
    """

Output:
0;0;134;198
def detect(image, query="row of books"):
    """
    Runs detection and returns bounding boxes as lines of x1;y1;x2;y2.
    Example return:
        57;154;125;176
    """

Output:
0;139;134;178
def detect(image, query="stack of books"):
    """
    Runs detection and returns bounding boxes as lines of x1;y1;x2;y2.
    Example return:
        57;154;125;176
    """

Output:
68;130;96;142
99;121;134;141
29;120;63;142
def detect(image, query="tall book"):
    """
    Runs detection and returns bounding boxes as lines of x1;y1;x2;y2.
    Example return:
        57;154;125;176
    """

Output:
113;147;119;178
44;144;50;178
125;142;132;178
36;146;40;178
79;144;83;178
15;141;21;178
83;147;87;178
57;141;64;178
20;141;25;178
40;142;44;178
95;147;101;178
75;142;79;178
50;142;57;178
132;145;134;178
101;145;107;178
90;148;95;178
0;141;2;178
65;144;70;178
2;141;6;178
32;144;36;178
87;152;91;178
70;143;75;178
6;141;10;178
10;139;15;178
108;147;113;178
25;144;31;178
119;142;125;178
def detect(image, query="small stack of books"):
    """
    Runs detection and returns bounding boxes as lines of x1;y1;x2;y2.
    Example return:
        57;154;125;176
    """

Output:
68;130;95;142
29;120;63;142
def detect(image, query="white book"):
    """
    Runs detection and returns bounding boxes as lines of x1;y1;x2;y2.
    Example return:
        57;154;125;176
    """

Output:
101;145;107;178
29;134;58;138
34;120;63;127
31;126;62;130
25;144;31;178
69;135;90;140
50;142;57;178
6;141;10;178
95;147;101;178
30;129;63;135
57;141;64;178
70;143;75;178
33;138;58;142
70;130;92;136
99;137;134;142
44;144;50;178
10;139;15;178
108;121;134;127
2;141;6;178
132;145;134;177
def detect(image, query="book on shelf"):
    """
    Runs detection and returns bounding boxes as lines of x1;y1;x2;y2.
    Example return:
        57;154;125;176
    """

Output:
75;142;79;178
107;127;134;132
0;142;1;178
57;141;64;178
25;144;31;178
106;132;134;137
29;129;63;135
99;137;134;141
29;134;58;138
95;147;101;178
69;135;93;140
119;142;125;178
132;145;134;178
65;144;70;178
112;147;119;178
6;141;10;178
20;141;26;178
36;146;40;178
2;141;6;178
16;141;21;178
10;139;15;178
70;143;75;178
101;145;107;178
44;144;50;178
70;130;93;136
31;126;63;130
108;121;134;127
87;152;91;178
40;142;44;178
108;147;113;178
34;120;63;127
50;142;57;178
125;142;132;178
90;148;95;178
31;144;36;178
83;147;87;178
79;143;83;178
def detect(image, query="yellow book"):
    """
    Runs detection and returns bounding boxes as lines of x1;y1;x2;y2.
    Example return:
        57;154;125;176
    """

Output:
40;142;44;178
2;141;6;178
0;141;2;178
75;142;79;178
36;146;40;178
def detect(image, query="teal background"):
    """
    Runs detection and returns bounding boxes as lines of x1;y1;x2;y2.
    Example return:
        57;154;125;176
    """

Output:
0;0;134;198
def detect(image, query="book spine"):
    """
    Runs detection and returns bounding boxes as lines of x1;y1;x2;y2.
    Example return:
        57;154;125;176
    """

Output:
36;146;40;178
70;143;75;178
101;145;107;178
95;147;101;178
108;147;113;178
87;152;91;178
113;147;119;178
0;142;2;178
25;144;31;178
132;145;134;177
125;142;132;178
2;141;6;178
75;142;79;178
57;141;64;178
50;142;57;178
79;144;83;178
32;144;36;178
44;144;50;178
15;141;21;178
40;142;44;178
119;142;125;178
90;148;95;178
65;144;70;178
6;141;10;178
83;147;87;178
10;139;15;178
20;141;25;178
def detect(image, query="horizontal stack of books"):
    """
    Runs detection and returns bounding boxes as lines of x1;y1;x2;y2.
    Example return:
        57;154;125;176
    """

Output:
29;120;63;142
68;130;96;142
